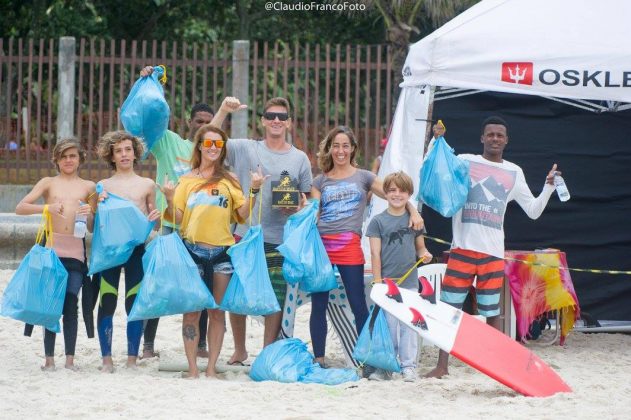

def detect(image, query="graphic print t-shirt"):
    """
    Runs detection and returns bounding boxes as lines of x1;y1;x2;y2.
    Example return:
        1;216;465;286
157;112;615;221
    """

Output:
313;169;376;236
451;154;555;258
366;211;423;289
173;176;245;246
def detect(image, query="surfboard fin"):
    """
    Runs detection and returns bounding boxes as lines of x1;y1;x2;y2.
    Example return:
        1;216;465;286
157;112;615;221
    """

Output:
409;307;428;330
418;276;436;304
384;278;403;303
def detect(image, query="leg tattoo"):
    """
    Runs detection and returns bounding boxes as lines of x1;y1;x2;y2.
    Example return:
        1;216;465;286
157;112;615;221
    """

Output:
183;324;197;341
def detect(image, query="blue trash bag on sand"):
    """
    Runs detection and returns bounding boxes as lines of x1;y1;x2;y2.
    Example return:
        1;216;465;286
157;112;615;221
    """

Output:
1;244;68;333
220;225;280;316
250;338;360;385
120;65;170;157
418;136;470;217
128;233;217;321
352;306;401;373
277;200;337;293
88;186;154;275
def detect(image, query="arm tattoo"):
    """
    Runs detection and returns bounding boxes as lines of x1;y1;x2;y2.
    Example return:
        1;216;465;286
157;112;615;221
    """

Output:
183;324;197;341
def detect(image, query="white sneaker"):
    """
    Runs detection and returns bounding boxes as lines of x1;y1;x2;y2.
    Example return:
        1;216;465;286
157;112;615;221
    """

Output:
368;369;392;381
402;367;417;382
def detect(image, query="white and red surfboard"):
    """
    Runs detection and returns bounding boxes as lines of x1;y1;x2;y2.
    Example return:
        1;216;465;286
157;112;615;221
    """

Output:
370;280;572;397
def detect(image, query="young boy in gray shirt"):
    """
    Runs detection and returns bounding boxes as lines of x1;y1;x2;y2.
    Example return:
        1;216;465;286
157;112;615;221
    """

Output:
366;171;432;382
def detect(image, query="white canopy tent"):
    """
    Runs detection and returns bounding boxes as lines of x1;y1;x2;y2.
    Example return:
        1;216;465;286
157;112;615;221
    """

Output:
363;0;631;287
367;0;631;225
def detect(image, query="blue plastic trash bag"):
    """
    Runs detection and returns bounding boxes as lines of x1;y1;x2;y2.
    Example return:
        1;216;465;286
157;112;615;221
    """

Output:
300;223;337;293
277;200;337;292
250;338;360;385
277;203;314;285
418;136;470;217
221;225;280;316
300;364;361;385
352;306;401;372
128;233;217;321
120;65;170;157
88;186;154;275
0;244;68;333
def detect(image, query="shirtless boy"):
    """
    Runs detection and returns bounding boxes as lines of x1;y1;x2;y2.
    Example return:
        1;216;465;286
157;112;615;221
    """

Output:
95;131;160;372
16;138;96;371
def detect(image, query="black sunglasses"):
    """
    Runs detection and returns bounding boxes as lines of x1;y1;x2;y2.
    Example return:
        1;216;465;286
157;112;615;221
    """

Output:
263;111;289;121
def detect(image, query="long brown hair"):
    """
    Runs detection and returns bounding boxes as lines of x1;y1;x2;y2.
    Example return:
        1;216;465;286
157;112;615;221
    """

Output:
190;124;241;191
316;126;359;173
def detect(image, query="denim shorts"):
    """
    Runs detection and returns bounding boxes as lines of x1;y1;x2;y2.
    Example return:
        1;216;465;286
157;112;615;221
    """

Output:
184;240;234;276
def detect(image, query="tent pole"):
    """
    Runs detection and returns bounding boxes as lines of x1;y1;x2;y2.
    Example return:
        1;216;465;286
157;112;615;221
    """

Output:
423;85;436;158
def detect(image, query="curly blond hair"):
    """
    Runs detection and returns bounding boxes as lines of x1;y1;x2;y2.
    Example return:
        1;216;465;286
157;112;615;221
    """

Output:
97;130;145;170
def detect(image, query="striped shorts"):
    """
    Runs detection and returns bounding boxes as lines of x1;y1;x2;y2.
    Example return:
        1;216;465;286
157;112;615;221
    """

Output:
440;248;505;317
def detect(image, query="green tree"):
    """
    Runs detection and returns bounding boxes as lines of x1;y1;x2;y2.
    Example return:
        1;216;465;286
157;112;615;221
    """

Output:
341;0;478;91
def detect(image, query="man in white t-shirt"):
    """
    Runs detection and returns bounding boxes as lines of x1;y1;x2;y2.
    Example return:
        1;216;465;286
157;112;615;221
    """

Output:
425;116;559;379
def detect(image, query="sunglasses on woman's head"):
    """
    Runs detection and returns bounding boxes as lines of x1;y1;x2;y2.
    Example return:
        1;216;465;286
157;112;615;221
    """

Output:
202;139;225;148
262;111;289;121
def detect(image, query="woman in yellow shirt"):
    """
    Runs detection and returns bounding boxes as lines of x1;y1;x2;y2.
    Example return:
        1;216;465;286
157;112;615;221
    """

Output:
163;124;265;378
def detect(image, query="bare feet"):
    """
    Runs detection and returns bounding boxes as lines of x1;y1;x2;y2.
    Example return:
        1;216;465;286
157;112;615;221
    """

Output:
126;356;138;369
227;350;248;365
41;357;55;371
141;349;159;359
64;356;77;371
424;366;448;379
314;357;326;368
181;371;199;379
99;364;115;373
140;350;160;359
197;348;209;358
205;369;218;379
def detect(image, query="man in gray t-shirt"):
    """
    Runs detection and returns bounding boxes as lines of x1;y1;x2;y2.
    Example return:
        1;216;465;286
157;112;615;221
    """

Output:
226;138;312;243
211;96;312;365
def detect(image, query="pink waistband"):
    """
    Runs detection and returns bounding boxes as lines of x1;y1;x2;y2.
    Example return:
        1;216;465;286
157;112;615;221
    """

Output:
50;232;85;262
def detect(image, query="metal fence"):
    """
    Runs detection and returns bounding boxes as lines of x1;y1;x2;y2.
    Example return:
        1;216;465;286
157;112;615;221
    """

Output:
0;38;395;183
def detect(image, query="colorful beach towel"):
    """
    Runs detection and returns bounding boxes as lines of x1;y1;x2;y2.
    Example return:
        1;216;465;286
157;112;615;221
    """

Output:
505;250;580;345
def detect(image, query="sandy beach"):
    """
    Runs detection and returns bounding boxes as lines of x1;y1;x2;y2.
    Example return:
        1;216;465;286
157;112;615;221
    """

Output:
1;269;630;420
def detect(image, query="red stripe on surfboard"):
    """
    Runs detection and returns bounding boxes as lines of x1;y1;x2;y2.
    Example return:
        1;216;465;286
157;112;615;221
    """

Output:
450;313;572;397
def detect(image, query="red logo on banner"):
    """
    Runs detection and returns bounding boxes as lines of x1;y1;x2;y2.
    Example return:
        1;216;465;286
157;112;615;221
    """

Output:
501;62;533;85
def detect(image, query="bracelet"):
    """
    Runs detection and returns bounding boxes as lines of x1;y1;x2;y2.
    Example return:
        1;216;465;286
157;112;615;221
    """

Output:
249;188;260;194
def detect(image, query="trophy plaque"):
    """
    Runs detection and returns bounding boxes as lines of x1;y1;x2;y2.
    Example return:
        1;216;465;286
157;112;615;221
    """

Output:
272;171;300;208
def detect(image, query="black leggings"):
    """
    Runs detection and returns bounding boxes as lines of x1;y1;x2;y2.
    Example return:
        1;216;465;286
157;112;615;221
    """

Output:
43;270;83;357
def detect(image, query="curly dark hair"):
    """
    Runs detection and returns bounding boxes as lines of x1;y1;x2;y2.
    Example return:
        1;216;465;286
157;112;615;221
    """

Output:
97;130;146;170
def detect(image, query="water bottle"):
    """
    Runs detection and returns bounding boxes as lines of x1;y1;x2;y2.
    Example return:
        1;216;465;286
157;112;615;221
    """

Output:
74;202;87;238
554;173;570;202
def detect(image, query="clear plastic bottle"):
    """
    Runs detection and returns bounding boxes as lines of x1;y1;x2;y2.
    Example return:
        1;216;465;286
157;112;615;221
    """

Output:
554;173;570;202
73;202;87;238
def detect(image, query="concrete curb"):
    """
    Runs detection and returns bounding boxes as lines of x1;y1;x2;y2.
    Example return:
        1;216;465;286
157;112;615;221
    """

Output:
0;213;92;269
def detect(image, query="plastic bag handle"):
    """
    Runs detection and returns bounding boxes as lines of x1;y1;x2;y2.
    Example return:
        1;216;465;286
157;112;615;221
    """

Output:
35;205;53;247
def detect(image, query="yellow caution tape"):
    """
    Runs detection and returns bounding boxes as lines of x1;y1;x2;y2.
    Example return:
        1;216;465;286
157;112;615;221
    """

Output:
422;234;631;276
